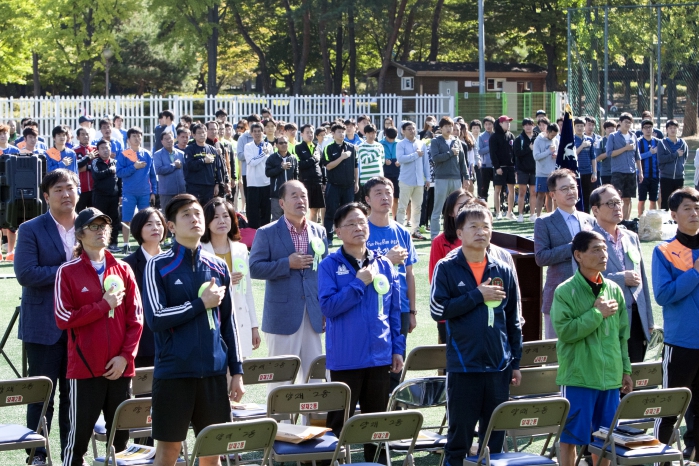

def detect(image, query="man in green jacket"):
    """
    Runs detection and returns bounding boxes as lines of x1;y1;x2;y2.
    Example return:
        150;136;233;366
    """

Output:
552;230;632;466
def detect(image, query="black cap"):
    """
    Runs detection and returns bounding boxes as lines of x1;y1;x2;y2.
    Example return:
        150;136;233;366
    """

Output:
75;208;112;230
535;110;546;116
79;115;94;124
641;119;654;128
522;117;535;126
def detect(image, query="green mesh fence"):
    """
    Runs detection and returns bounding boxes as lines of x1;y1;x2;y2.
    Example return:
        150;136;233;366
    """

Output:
457;92;558;127
567;3;699;136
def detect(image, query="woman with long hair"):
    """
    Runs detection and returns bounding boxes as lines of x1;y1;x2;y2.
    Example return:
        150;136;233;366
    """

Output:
201;197;260;358
460;122;476;194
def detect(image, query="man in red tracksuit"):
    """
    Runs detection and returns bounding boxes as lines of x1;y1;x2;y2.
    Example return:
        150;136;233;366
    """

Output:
54;208;143;466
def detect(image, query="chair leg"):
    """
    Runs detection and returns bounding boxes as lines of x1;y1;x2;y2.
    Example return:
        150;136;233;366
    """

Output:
574;444;584;466
40;416;53;466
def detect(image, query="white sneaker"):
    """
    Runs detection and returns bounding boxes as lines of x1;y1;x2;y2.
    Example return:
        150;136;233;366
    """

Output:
517;214;524;223
529;213;538;222
506;212;517;221
495;212;502;220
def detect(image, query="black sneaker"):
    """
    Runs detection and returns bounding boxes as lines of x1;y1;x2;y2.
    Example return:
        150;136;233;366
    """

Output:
108;244;121;253
121;244;131;255
27;453;47;465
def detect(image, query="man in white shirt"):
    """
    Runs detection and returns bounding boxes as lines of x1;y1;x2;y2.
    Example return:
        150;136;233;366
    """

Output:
244;122;273;228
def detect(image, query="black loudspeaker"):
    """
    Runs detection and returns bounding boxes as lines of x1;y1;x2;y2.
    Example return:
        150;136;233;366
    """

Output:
0;154;44;229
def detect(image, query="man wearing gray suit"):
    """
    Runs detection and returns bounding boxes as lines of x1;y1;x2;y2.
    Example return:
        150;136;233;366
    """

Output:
590;184;654;362
534;169;596;338
249;180;328;385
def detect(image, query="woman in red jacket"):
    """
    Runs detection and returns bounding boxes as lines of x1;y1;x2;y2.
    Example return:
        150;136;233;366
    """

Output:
54;208;143;466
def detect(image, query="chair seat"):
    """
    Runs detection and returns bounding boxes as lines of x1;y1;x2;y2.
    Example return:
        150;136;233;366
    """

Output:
465;451;557;466
389;430;446;450
94;456;186;465
617;419;653;427
231;404;267;419
0;424;45;444
273;432;338;455
588;437;682;458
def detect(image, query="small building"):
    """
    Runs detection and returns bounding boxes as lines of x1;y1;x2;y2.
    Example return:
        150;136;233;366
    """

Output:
366;61;548;96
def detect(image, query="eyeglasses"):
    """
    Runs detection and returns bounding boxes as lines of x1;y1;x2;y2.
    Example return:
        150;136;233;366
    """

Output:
556;185;578;193
339;221;369;229
84;223;108;231
600;200;623;209
237;126;245;130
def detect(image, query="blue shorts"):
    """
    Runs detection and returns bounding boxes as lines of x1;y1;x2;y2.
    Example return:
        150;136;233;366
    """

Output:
122;193;151;222
561;386;619;445
536;177;549;193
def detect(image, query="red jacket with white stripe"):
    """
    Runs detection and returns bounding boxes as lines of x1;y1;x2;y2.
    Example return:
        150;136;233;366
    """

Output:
54;251;143;379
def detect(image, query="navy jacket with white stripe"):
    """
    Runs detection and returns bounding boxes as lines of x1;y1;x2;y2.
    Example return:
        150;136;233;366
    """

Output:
430;249;522;373
143;241;243;379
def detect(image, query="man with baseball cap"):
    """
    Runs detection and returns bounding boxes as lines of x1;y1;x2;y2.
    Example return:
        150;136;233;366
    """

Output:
533;111;547;136
490;115;516;220
54;207;143;466
78;115;96;142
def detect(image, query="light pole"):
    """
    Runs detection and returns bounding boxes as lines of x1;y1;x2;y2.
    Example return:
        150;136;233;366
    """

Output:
478;0;485;94
102;47;114;97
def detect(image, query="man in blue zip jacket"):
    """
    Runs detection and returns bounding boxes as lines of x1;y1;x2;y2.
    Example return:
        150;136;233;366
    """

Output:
637;119;660;217
431;203;522;466
319;202;405;462
657;119;689;210
143;194;245;466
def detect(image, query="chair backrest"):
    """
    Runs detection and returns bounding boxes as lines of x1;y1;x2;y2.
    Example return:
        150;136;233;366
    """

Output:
103;398;154;453
305;355;327;383
519;340;558;367
241;355;301;386
389;377;447;410
629;362;662;390
613;388;691;428
331;411;423;465
508;366;560;398
400;345;447;382
132;366;154;396
189;419;277;465
267;382;350;421
0;376;52;408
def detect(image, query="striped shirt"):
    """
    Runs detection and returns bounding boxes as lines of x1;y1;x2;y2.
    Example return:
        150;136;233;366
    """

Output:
357;141;385;184
284;215;308;254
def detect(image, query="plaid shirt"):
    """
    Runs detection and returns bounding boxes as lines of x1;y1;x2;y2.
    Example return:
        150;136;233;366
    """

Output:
284;215;308;254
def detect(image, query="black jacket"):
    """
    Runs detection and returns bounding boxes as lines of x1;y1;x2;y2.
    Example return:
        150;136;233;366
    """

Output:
265;152;299;198
296;141;323;184
489;121;516;170
123;247;154;359
321;141;357;187
90;157;120;197
513;131;537;174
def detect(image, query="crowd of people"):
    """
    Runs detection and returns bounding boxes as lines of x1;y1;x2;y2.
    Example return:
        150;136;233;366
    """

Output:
1;107;698;466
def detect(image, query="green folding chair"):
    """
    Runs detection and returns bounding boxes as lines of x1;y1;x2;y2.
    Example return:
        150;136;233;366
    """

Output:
305;355;328;383
267;382;351;466
92;366;155;457
188;418;277;466
329;410;424;466
506;366;561;452
464;397;570;466
400;345;447;383
232;355;301;421
0;376;53;465
578;388;691;466
519;340;558;367
386;377;447;466
616;362;664;430
93;398;186;465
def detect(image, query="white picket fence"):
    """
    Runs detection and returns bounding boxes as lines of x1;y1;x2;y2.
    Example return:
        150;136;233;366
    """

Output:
0;94;454;148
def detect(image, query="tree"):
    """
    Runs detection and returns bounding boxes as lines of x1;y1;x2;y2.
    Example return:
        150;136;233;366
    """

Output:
373;0;410;94
0;0;38;86
427;0;445;61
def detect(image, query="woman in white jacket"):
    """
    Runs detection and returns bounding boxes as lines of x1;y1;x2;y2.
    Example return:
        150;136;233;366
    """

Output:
201;197;260;358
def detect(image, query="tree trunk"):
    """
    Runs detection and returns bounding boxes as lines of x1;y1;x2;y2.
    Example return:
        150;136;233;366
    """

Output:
684;68;698;136
333;20;344;94
543;43;559;92
427;0;444;62
32;52;40;97
667;78;677;119
348;3;357;95
293;0;311;95
232;4;271;94
319;0;333;94
399;2;418;62
206;3;220;95
377;0;409;95
282;0;301;95
81;61;94;96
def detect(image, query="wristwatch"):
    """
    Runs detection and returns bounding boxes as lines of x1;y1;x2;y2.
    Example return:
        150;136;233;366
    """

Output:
409;309;418;315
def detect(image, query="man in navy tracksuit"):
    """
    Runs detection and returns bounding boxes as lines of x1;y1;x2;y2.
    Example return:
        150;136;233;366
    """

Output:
319;202;405;462
143;193;245;466
430;203;522;466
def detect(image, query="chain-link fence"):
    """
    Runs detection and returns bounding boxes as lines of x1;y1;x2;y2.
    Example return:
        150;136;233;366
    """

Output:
457;92;561;132
567;3;699;136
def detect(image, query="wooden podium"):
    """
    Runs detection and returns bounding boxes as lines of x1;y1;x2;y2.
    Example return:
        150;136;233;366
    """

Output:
491;231;542;342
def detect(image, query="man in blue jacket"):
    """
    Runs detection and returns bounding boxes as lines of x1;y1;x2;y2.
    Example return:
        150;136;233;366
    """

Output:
117;126;157;253
431;203;522;466
14;169;79;464
153;130;185;212
651;187;699;451
143;193;244;466
657;119;689;211
319;202;405;462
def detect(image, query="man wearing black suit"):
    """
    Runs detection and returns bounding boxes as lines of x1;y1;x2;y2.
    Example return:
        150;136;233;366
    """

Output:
14;169;79;464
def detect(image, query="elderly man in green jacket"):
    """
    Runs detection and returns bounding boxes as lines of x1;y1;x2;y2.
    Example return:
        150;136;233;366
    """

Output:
552;230;632;466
